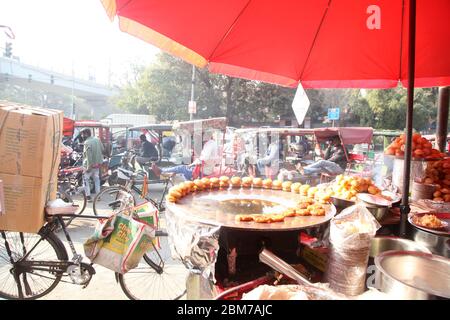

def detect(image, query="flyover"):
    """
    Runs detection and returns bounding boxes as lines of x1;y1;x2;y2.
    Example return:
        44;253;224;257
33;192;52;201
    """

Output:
0;56;116;108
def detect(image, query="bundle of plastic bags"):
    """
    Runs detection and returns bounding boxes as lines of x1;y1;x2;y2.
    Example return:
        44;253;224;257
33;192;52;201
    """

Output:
325;204;381;296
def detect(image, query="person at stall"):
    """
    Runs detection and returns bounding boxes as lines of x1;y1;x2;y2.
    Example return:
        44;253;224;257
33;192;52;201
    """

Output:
162;136;176;158
151;130;219;180
81;128;104;201
299;136;347;175
136;134;159;165
256;135;280;177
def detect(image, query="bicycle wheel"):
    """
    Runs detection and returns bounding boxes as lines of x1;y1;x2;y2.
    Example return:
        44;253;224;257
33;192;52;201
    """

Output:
93;185;136;216
58;188;87;216
0;230;68;299
118;234;188;300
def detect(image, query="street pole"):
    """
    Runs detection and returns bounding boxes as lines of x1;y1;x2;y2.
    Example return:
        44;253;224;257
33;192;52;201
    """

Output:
399;0;416;238
190;65;195;121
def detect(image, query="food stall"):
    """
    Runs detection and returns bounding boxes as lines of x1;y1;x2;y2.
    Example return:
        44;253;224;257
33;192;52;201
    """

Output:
101;0;450;300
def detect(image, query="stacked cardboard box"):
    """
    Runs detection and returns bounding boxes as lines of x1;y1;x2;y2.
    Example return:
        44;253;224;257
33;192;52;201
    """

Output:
0;101;63;232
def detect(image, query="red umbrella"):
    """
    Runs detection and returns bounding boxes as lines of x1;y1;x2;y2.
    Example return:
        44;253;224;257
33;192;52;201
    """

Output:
101;0;450;236
101;0;450;88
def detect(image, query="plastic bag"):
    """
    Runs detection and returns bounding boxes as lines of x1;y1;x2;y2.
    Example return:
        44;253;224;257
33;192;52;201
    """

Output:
325;204;381;296
84;210;155;274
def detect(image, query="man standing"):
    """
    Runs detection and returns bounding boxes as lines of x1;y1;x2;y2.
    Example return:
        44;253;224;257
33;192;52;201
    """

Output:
152;130;219;180
81;128;104;201
136;134;159;166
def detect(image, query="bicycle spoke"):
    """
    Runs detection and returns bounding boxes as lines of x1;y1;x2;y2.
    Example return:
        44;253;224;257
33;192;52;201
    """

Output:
0;231;65;299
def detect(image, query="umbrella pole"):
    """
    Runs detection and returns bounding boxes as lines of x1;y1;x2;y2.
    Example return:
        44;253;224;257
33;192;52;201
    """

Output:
399;0;417;238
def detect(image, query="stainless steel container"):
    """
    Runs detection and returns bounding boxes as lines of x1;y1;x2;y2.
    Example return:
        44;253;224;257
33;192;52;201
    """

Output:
366;237;431;289
407;222;450;258
369;237;431;258
375;251;450;299
331;196;355;209
364;204;389;221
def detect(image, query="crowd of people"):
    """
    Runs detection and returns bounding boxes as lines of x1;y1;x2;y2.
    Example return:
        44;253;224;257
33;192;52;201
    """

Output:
77;126;350;200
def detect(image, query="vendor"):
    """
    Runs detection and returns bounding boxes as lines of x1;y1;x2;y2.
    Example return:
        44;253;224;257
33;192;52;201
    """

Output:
256;135;280;177
151;130;219;180
298;136;347;176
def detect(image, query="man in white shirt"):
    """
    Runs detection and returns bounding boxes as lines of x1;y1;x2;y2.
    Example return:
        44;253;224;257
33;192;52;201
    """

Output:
152;131;219;180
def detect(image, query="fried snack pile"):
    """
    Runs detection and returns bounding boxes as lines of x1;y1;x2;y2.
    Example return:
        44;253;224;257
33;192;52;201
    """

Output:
327;175;381;201
384;133;444;159
412;214;445;229
235;198;327;224
419;158;450;202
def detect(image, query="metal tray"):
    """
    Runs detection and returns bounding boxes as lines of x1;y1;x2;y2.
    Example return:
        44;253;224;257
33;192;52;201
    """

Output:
408;212;450;236
166;188;336;231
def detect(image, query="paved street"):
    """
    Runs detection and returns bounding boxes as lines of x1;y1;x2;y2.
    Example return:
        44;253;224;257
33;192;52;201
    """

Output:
42;183;188;300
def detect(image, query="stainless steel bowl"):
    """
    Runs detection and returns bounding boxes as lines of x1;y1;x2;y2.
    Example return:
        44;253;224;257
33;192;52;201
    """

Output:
356;199;389;221
331;196;355;209
375;250;450;299
407;224;450;258
370;237;431;258
366;237;431;289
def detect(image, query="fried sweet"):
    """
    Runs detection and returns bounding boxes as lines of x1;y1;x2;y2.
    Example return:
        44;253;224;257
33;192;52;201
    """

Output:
230;176;242;188
295;209;311;216
219;176;230;188
262;178;273;189
272;180;282;190
193;179;205;191
291;182;302;194
269;214;285;223
282;208;297;217
168;187;183;199
252;177;263;188
166;195;178;203
253;215;272;223
210;177;220;188
235;214;254;222
412;214;444;229
242;176;253;188
282;181;292;192
201;177;211;189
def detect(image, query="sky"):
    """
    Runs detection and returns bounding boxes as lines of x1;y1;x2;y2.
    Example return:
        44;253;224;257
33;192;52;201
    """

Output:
0;0;160;85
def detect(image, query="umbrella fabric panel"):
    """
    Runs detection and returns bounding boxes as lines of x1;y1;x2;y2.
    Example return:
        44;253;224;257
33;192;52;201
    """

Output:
400;0;450;87
101;0;450;88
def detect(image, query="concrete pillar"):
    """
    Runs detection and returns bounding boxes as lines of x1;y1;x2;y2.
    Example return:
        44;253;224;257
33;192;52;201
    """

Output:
436;87;450;152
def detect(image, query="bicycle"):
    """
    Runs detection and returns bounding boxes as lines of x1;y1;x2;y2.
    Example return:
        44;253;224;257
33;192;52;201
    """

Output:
0;196;187;300
93;166;174;216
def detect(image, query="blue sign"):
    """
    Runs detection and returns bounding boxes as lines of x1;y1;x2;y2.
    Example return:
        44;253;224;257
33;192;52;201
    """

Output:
328;107;340;120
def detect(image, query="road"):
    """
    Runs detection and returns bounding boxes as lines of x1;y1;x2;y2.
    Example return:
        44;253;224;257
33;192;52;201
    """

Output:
42;183;188;300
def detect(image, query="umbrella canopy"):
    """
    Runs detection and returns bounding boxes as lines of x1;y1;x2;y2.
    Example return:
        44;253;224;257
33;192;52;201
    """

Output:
101;0;450;89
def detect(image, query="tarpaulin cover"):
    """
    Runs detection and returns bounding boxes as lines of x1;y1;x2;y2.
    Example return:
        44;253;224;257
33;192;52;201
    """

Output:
314;127;373;145
101;0;450;89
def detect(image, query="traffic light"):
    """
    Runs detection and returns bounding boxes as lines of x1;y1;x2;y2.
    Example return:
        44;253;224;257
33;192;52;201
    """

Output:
4;42;12;58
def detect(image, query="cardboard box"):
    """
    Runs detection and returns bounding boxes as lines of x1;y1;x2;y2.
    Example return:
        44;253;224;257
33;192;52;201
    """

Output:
0;174;46;232
0;102;62;179
0;179;5;215
0;102;62;232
